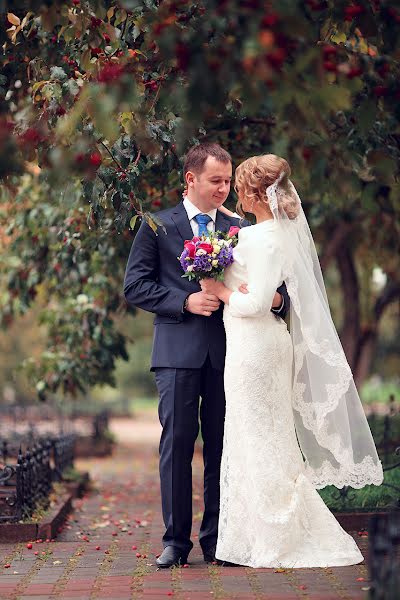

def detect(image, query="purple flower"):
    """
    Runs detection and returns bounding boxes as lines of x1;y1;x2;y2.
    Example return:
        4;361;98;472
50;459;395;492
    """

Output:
177;231;237;281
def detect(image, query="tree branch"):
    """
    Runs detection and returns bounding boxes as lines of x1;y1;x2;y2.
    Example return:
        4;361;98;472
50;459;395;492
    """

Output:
98;141;125;173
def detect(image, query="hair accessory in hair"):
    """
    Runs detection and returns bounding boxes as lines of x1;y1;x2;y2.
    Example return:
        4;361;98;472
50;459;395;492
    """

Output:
266;170;285;211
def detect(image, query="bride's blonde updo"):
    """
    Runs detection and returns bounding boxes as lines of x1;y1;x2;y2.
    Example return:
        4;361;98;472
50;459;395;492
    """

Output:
235;154;299;219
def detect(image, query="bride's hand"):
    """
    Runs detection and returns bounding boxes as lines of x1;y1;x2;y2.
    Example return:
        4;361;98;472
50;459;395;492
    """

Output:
218;205;236;217
200;277;225;298
238;283;249;294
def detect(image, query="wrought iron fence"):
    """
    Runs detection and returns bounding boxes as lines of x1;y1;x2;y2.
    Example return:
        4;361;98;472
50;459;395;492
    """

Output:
0;434;75;523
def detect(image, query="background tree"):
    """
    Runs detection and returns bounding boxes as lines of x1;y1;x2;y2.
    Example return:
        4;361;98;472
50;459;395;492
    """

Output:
0;0;399;399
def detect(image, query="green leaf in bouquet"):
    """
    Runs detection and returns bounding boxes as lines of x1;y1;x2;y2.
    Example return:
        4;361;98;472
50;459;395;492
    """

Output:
129;215;139;230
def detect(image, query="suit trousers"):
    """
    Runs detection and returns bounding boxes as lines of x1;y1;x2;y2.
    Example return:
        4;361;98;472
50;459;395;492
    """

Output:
154;354;225;554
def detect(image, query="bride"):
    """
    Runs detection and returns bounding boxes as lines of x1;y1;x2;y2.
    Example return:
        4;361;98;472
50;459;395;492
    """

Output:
200;154;383;568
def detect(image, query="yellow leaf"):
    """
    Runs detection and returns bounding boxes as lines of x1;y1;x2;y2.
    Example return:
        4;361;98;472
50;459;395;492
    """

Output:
146;216;158;235
7;13;20;26
120;111;134;135
330;31;346;44
21;11;33;29
114;8;127;27
129;215;139;230
80;49;92;73
319;86;351;111
32;81;47;94
107;6;115;21
11;26;22;43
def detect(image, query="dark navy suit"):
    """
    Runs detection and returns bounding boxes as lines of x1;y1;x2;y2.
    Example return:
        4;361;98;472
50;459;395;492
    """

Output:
123;201;289;554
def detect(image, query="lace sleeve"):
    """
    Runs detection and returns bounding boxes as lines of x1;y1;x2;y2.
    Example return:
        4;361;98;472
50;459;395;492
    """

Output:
228;231;283;318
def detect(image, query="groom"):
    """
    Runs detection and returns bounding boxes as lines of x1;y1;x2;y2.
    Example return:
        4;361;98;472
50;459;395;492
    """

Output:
123;143;289;567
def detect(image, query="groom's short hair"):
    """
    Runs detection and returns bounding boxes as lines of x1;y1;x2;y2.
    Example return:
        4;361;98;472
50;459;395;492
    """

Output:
184;143;232;177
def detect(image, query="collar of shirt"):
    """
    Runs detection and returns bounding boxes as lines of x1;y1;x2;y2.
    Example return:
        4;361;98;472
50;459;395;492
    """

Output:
183;196;217;224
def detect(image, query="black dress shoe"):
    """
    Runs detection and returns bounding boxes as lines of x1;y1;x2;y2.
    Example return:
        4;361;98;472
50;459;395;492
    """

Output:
202;545;217;563
203;545;239;566
217;558;240;567
156;546;189;568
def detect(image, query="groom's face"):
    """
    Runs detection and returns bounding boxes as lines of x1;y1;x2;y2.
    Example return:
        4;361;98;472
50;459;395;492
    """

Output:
187;156;232;211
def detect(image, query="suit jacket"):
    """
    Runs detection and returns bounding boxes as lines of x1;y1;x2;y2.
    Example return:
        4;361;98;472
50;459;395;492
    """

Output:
123;202;290;371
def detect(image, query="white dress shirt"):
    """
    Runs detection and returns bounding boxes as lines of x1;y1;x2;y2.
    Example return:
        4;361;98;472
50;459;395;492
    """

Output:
183;196;217;236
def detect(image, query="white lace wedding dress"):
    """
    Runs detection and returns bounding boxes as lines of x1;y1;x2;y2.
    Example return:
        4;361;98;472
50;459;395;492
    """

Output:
216;219;364;568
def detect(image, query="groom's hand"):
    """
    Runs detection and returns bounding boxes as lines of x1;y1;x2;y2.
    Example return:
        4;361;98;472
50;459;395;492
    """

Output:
186;292;220;317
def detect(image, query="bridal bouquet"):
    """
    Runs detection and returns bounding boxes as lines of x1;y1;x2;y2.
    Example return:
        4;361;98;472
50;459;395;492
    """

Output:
178;226;240;282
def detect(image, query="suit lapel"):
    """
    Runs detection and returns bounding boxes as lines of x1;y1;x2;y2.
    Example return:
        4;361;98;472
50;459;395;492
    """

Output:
171;203;234;241
215;210;232;234
171;202;195;242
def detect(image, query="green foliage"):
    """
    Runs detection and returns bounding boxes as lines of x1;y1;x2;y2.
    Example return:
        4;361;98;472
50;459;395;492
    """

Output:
367;411;400;446
0;0;399;397
361;380;400;404
318;467;400;510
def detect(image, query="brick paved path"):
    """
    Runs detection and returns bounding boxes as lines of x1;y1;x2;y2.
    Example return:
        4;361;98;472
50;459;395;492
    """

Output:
0;415;371;600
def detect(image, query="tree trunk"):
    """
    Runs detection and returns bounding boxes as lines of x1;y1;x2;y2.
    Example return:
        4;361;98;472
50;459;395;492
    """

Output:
335;248;400;387
320;222;354;271
336;245;360;368
353;280;400;385
354;327;378;388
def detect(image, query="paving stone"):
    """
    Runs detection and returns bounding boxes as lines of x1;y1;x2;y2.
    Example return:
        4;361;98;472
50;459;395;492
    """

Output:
0;423;374;600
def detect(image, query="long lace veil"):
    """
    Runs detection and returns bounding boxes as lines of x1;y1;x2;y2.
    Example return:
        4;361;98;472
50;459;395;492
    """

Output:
267;174;383;489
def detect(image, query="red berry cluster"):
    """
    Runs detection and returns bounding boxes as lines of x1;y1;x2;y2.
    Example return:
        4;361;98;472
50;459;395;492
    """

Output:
387;7;400;23
266;48;286;70
305;0;327;10
261;13;279;27
19;127;42;146
373;86;389;97
153;15;176;36
344;4;364;21
90;47;102;57
74;151;102;171
62;55;78;69
322;44;337;72
347;67;363;79
145;80;158;92
176;42;189;71
97;64;125;83
90;16;103;29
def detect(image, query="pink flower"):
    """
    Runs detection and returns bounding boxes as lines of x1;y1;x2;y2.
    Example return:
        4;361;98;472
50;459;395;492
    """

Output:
198;242;213;253
184;241;196;258
228;226;240;238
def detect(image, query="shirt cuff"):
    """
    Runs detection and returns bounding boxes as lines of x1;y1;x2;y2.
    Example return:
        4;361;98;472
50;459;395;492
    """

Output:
271;296;284;314
182;295;190;313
